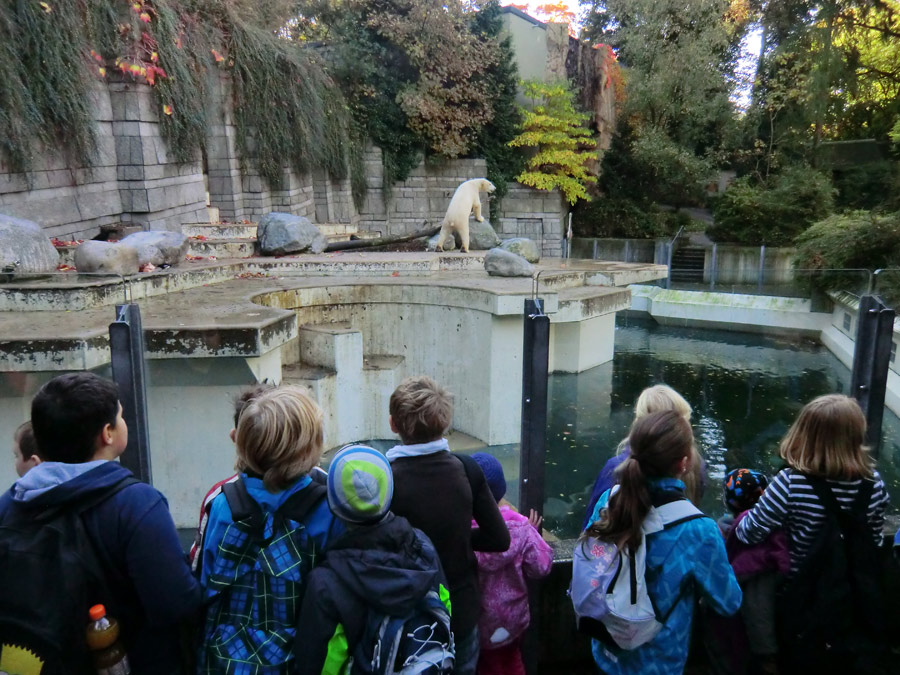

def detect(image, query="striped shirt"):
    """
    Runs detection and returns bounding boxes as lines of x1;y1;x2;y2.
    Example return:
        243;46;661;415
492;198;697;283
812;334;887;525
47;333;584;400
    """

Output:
735;467;890;573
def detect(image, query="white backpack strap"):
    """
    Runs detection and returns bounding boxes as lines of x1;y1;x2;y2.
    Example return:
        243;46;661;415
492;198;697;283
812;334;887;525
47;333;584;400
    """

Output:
655;499;705;529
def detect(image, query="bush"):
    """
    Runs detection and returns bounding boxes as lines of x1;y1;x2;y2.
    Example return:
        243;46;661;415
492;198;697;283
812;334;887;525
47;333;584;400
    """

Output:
833;161;899;211
573;198;674;239
708;166;835;246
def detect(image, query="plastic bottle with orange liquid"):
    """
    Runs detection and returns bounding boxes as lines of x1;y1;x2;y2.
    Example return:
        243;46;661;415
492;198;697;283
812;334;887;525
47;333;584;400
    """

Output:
85;604;131;675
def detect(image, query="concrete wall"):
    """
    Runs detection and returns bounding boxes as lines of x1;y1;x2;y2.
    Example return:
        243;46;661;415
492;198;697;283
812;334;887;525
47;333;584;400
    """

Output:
706;246;795;285
571;237;660;263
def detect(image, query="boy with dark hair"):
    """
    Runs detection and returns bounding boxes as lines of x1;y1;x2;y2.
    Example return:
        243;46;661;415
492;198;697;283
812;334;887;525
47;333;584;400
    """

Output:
0;372;199;673
386;376;510;675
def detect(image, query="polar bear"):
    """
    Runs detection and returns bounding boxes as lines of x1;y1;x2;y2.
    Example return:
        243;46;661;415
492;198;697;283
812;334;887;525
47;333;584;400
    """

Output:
435;178;496;253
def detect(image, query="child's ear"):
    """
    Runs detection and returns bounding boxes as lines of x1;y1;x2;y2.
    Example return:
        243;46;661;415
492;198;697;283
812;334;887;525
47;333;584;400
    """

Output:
389;416;399;434
27;455;42;470
229;428;236;443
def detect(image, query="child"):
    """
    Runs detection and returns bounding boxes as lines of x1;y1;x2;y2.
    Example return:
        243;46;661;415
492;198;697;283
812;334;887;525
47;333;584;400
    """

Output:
189;382;274;572
585;410;741;674
0;373;199;672
706;469;789;675
12;420;41;477
295;445;453;674
583;384;706;529
470;452;552;675
736;394;890;673
386;376;510;675
198;385;344;673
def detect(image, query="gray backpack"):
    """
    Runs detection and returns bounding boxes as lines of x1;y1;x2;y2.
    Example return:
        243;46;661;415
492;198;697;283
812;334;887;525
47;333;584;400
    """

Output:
570;495;703;650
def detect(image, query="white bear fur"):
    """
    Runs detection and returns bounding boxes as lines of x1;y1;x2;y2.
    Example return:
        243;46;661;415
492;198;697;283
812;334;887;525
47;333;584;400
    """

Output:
435;178;496;253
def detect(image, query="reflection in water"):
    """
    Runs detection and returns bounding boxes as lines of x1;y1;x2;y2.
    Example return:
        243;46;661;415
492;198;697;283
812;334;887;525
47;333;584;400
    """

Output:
541;315;900;539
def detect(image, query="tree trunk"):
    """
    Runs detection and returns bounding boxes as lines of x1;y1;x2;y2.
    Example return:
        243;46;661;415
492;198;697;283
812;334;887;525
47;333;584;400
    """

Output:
324;223;441;252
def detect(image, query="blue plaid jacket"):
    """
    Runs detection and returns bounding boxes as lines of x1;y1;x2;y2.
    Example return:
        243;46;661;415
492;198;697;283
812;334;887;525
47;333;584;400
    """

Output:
588;478;742;675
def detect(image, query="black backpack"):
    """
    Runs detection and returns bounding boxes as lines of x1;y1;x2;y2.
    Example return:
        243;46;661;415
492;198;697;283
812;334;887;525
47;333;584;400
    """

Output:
0;476;138;675
776;474;885;674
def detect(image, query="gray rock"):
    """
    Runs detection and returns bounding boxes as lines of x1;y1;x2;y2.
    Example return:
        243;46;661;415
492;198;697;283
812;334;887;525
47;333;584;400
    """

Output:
467;220;501;250
0;213;59;274
257;212;327;255
484;247;535;277
499;237;540;263
120;230;189;266
426;231;457;251
74;241;139;276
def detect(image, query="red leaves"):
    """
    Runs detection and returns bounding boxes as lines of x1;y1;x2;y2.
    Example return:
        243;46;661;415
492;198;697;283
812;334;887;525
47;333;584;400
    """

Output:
51;238;83;248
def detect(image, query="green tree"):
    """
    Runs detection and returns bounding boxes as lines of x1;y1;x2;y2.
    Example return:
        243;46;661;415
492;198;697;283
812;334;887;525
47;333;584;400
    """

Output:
509;80;598;204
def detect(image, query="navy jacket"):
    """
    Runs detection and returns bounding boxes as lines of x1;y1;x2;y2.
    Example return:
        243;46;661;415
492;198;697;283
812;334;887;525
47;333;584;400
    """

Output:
0;461;200;673
294;513;448;675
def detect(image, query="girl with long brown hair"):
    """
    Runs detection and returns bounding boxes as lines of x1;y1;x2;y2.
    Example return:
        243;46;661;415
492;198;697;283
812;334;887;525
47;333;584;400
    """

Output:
584;410;741;674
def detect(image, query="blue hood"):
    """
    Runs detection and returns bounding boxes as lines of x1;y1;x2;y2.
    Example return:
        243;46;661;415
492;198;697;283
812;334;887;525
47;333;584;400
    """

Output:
6;460;135;508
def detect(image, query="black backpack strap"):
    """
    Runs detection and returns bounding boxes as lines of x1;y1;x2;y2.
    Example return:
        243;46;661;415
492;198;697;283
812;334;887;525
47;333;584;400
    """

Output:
223;477;264;536
27;475;141;525
455;453;485;495
278;482;327;523
805;475;874;526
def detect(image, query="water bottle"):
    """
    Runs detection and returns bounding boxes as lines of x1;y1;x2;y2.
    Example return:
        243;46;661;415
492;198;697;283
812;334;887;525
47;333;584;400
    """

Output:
85;604;131;675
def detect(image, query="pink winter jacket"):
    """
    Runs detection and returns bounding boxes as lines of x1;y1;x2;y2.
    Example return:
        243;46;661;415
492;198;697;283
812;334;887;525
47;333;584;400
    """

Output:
473;506;554;649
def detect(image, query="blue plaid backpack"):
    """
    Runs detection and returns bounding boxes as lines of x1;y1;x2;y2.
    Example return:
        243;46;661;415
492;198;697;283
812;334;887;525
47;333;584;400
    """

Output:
199;477;328;674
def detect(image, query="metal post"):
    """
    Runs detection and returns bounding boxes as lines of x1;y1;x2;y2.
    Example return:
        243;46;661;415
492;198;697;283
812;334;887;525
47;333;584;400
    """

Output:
109;304;152;483
519;297;550;519
665;242;673;290
710;244;718;291
757;245;766;293
624;240;632;263
850;295;895;457
593;239;599;260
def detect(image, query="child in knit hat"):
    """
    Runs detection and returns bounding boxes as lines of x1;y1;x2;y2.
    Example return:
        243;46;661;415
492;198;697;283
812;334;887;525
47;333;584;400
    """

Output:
470;452;553;675
295;445;454;675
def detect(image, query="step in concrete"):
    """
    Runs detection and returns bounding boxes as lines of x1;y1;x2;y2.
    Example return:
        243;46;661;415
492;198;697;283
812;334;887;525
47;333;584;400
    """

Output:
317;223;358;236
182;223;257;239
187;239;256;259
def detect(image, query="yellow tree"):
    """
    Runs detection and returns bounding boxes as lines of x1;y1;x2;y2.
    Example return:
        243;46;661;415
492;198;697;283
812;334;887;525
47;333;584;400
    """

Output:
508;80;598;204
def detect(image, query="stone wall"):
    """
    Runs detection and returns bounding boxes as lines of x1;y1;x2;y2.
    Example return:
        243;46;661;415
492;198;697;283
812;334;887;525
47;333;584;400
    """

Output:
0;78;208;240
496;183;568;258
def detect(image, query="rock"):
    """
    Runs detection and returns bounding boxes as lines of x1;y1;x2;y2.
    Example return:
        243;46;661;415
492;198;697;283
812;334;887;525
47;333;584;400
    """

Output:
484;247;535;277
467;219;501;250
426;231;457;251
74;241;139;276
257;212;327;255
499;237;540;263
0;213;59;274
120;230;189;266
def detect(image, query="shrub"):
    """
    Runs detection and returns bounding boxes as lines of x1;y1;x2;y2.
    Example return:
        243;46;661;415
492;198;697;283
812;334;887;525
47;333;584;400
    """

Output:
833;161;899;211
574;198;673;239
708;166;835;245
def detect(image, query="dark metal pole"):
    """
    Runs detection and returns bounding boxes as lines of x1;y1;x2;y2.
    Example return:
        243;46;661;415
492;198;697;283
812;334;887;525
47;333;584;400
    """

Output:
518;298;550;519
710;244;718;291
850;295;895;457
109;304;152;483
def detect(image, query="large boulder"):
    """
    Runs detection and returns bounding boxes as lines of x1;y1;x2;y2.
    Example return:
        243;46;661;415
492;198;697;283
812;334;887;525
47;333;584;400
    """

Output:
426;231;457;251
120;230;189;266
0;213;59;274
484;247;535;277
499;237;540;263
74;241;139;276
258;212;327;255
467;220;501;250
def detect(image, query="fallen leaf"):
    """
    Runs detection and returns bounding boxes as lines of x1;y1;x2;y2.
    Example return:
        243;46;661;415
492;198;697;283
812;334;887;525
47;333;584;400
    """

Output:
163;104;173;116
39;2;51;13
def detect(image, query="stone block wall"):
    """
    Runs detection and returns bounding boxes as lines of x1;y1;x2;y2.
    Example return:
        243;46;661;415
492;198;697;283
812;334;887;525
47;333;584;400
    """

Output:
497;183;568;257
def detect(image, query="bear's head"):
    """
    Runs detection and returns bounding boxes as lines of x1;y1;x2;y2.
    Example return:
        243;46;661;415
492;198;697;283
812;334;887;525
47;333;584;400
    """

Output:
480;179;496;193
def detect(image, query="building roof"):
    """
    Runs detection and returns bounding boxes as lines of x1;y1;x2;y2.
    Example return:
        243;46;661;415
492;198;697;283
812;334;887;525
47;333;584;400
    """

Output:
500;5;547;29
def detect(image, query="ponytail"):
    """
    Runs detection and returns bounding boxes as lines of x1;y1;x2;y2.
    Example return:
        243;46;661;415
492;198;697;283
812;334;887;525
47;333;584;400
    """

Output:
582;410;693;552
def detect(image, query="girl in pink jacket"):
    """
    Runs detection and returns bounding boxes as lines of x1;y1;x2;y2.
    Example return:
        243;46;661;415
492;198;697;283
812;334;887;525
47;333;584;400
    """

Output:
471;453;554;675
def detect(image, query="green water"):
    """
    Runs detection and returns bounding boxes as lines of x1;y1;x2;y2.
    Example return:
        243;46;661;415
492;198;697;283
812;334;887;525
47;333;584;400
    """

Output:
539;315;900;539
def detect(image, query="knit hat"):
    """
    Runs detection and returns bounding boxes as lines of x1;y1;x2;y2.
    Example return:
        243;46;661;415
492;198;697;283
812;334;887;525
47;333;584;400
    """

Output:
723;468;769;514
327;445;393;524
472;452;506;502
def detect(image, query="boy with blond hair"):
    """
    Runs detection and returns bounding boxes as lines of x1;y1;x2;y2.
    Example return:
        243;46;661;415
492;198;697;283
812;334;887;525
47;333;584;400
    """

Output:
386;376;510;675
198;385;343;673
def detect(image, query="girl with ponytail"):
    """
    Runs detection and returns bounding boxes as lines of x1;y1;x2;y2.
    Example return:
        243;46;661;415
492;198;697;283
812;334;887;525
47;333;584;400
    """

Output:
584;411;741;674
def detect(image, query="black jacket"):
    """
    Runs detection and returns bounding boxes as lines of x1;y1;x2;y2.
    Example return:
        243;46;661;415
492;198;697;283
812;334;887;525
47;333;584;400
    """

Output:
389;452;510;635
294;513;446;674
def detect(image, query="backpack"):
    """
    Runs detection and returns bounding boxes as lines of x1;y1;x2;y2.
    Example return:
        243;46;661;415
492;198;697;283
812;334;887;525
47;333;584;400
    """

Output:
350;581;454;675
776;474;885;673
569;494;704;651
200;477;329;674
0;475;138;675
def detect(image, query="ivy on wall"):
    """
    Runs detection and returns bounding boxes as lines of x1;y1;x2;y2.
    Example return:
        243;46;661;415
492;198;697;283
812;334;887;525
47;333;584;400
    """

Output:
0;0;364;206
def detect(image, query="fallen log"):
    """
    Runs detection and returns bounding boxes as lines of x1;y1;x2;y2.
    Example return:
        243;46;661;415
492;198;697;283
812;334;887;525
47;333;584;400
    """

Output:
324;222;440;252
